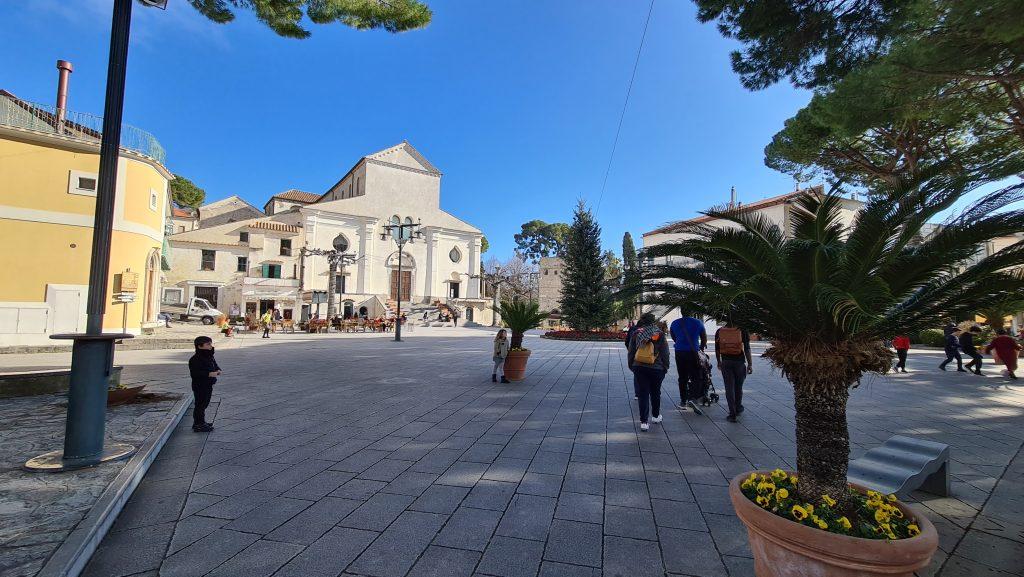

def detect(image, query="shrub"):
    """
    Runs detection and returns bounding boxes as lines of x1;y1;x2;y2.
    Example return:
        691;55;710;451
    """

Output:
918;329;945;347
542;330;624;341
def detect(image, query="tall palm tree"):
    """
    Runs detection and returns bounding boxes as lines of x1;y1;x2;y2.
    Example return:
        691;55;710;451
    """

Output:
641;170;1024;504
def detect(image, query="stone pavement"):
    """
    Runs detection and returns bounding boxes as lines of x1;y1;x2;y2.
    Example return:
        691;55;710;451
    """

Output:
16;329;1018;577
0;365;185;577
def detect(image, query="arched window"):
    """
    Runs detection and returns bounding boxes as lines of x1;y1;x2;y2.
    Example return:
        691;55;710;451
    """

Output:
449;247;462;263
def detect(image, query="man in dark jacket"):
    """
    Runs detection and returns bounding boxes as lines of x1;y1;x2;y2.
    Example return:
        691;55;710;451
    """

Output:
939;329;966;372
628;313;670;431
961;325;984;375
188;336;220;432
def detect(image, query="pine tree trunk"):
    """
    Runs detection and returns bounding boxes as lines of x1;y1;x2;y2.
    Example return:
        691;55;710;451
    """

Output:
792;381;851;504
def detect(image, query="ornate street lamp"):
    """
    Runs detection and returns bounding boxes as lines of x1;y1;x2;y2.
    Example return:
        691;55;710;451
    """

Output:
301;234;356;327
381;218;422;342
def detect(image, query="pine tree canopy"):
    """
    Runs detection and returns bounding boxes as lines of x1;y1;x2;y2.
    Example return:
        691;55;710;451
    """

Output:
169;174;206;208
188;0;432;38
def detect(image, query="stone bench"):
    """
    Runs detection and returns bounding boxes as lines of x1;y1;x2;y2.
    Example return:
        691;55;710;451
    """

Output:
847;435;950;498
0;366;123;399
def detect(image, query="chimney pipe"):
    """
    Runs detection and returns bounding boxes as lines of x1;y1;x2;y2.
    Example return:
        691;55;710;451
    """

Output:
729;186;736;209
55;60;73;129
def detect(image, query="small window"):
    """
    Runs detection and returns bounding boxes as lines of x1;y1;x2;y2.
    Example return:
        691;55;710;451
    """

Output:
239;231;249;243
68;170;98;196
201;250;216;271
237;256;248;273
261;264;282;279
336;274;346;293
449;247;462;263
149;189;158;211
544;269;549;275
280;239;292;256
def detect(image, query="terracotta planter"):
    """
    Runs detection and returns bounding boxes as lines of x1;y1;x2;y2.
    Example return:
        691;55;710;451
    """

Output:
107;385;145;406
729;472;938;577
503;350;531;382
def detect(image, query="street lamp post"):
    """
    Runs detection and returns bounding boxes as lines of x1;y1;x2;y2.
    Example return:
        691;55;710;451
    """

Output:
26;0;167;472
381;219;423;342
301;234;355;329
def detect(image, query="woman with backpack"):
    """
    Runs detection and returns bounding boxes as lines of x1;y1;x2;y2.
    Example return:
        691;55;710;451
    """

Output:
627;313;670;431
714;320;752;423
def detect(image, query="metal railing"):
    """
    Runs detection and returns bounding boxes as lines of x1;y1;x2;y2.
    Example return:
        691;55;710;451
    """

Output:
0;95;166;164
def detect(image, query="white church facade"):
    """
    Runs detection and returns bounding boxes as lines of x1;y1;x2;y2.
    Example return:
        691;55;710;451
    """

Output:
165;142;489;324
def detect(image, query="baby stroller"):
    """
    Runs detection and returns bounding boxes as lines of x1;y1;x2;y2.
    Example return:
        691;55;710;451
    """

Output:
696;349;720;407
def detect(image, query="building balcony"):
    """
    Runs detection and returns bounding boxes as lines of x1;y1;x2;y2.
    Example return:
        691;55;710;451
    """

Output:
243;277;300;288
0;93;166;164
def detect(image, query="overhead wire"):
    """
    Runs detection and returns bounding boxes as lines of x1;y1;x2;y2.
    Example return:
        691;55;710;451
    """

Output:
595;0;656;214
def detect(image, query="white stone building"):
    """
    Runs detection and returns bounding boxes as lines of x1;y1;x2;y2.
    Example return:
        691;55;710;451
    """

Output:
164;142;488;324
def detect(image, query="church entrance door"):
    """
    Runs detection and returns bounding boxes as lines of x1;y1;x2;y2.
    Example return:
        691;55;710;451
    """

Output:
390;270;412;301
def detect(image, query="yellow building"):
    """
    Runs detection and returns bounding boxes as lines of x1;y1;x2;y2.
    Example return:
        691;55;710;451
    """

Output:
0;90;171;345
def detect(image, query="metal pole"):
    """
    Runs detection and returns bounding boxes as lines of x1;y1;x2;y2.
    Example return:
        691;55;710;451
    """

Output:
26;0;136;471
395;243;403;342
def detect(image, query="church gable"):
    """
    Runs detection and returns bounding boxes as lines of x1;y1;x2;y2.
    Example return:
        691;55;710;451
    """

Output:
365;142;441;175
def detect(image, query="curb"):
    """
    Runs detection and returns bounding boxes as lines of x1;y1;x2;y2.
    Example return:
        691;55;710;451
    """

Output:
35;392;193;577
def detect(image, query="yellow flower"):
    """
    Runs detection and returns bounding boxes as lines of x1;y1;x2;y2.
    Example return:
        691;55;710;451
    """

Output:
821;494;837;508
776;488;789;500
874;509;891;523
790;476;798;484
791;505;809;521
756;482;776;494
866;490;881;500
907;524;921;537
805;503;815;514
890;507;904;519
886;494;897;503
838;516;852;530
771;469;787;481
815;519;828;530
756;495;770;508
741;479;753;490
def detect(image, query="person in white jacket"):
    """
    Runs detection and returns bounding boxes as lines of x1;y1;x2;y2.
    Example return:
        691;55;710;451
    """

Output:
493;329;511;383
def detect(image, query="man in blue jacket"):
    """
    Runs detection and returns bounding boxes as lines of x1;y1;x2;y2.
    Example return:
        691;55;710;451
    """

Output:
670;313;707;414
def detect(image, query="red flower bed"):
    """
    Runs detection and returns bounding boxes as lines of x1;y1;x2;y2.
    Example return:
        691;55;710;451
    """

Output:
542;330;625;341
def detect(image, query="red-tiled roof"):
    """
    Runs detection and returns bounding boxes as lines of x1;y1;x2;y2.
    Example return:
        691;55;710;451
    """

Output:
248;221;301;233
171;207;195;218
271;189;320;204
644;185;824;236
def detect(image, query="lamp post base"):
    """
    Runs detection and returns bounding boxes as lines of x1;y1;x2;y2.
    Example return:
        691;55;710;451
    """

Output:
25;442;136;472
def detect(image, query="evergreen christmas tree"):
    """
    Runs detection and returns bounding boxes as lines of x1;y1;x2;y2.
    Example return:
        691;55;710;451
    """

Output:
560;201;615;331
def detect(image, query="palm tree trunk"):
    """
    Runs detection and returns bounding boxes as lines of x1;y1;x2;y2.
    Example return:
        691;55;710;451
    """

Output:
511;330;524;350
792;382;851;504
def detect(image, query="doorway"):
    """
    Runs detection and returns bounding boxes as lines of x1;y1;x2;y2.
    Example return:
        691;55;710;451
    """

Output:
390;270;412;301
259;300;275;315
448;281;460;299
194;286;219;307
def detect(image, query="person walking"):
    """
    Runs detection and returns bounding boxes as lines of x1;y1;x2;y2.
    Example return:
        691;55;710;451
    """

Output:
188;336;220;433
986;328;1022;379
628;313;670;431
939;327;966;372
669;312;708;414
714;320;752;423
493;329;511;383
452;307;460;327
624;319;639;400
961;326;984;375
260;309;273;339
892;334;911;373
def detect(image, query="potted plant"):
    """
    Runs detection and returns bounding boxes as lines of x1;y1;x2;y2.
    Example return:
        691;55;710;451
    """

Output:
496;299;548;381
642;178;1024;575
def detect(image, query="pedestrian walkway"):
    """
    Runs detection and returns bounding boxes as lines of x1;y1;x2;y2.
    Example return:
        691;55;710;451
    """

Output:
68;335;1023;577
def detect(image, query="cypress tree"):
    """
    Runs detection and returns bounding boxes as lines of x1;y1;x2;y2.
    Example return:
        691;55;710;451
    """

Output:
560;201;614;331
621;232;640;319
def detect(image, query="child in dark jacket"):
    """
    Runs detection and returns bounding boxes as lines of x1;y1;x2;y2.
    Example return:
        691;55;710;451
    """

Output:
188;336;220;432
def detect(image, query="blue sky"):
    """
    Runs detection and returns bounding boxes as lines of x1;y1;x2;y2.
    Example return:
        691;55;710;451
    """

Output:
1;0;812;258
